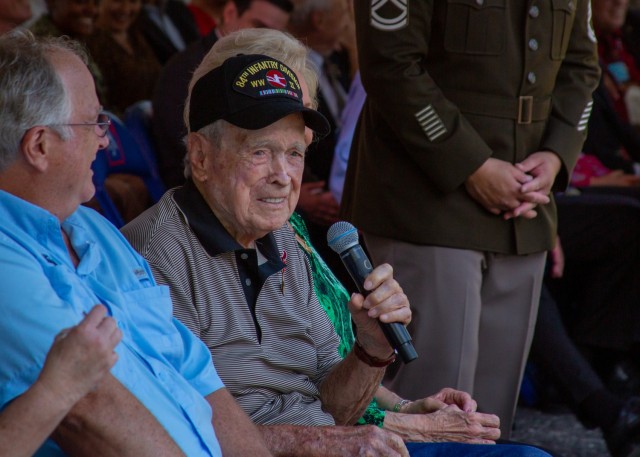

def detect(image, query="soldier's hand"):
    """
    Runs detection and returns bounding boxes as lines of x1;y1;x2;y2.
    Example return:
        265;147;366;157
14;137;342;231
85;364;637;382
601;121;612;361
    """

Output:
465;158;535;214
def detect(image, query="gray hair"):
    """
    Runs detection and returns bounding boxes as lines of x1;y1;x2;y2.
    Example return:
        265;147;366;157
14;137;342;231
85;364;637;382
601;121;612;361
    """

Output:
183;28;319;179
0;29;89;171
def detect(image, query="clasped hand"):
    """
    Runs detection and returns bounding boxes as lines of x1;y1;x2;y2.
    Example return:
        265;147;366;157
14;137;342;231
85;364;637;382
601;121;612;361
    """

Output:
465;151;562;219
385;388;501;444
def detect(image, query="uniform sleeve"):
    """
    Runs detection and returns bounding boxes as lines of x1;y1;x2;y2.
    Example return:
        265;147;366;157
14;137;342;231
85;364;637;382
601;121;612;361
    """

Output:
354;1;493;193
540;0;601;190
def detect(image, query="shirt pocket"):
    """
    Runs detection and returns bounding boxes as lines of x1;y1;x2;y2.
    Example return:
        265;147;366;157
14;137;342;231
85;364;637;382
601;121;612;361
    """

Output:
444;0;507;55
551;0;577;60
120;285;183;350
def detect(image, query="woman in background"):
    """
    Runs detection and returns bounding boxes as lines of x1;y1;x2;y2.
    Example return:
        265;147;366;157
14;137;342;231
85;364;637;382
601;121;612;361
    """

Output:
87;0;161;114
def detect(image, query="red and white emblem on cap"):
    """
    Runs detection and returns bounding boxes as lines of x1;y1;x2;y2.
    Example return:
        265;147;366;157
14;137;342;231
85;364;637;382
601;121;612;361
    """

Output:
266;70;287;88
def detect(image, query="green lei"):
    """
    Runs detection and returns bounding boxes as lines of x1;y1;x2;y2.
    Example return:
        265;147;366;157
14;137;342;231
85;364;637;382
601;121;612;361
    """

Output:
289;212;385;427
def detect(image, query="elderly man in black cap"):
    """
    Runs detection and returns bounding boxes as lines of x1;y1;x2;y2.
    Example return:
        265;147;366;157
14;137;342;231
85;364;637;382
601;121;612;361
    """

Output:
125;52;415;456
123;53;552;457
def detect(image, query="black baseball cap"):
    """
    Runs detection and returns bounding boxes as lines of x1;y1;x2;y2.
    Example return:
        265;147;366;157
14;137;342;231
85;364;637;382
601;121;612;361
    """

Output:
189;53;330;136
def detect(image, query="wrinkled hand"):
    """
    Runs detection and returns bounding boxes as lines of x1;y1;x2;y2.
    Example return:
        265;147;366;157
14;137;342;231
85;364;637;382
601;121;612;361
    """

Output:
590;170;640;187
348;264;411;359
38;304;122;406
297;181;340;226
383;406;500;444
317;425;409;457
465;158;548;217
504;151;561;219
401;388;477;414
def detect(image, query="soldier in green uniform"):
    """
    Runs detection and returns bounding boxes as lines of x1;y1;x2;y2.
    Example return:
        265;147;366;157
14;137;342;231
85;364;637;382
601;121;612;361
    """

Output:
341;0;600;437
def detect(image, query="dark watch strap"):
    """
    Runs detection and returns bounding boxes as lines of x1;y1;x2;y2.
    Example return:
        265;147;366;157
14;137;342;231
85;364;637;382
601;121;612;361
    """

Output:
353;340;397;367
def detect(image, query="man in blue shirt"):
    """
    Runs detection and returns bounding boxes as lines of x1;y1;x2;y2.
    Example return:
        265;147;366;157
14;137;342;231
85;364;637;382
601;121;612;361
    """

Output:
0;30;272;457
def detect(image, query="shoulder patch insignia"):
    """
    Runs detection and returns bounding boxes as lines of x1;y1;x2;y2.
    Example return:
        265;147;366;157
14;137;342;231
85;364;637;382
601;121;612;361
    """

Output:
370;0;408;32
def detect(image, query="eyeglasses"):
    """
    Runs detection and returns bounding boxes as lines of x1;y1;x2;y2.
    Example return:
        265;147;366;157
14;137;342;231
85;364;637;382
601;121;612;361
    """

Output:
50;113;112;138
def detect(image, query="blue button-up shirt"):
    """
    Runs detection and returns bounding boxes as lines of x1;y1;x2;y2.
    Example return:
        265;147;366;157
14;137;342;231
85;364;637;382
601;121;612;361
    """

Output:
0;191;223;456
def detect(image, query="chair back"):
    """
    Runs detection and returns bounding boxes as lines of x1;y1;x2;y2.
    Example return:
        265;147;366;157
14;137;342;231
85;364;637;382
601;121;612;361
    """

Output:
90;110;166;227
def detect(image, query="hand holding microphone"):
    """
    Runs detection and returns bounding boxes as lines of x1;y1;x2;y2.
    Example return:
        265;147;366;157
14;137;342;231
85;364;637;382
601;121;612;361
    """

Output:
328;221;418;363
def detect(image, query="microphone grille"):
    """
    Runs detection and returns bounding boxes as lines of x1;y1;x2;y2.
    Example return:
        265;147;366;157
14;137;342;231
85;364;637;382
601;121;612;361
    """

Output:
327;221;359;254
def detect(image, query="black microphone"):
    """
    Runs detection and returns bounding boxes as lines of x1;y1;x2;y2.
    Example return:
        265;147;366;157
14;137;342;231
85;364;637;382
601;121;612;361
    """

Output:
327;221;418;363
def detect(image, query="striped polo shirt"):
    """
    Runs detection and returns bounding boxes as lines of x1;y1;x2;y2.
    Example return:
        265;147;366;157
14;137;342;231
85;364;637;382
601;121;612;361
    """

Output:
123;181;342;426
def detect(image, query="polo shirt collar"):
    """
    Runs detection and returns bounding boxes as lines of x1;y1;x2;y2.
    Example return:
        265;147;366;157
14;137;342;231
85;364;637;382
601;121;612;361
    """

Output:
172;180;285;268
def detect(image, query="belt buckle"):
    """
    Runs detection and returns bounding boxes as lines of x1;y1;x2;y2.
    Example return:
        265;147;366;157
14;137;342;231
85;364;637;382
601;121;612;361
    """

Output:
518;96;533;124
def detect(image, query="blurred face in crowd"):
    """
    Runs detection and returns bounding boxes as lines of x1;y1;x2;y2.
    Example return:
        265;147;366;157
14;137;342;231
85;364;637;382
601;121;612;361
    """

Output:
592;0;629;35
222;0;290;33
97;0;142;33
315;0;350;53
48;0;99;37
0;0;32;31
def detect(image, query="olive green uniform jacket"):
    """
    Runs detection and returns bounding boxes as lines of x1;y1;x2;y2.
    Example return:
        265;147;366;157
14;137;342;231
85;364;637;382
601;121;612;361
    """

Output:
341;0;601;254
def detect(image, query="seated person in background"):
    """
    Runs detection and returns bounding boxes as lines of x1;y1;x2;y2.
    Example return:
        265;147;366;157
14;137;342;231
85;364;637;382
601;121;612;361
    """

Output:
0;30;272;457
585;0;640;179
29;0;108;103
570;152;640;188
187;0;228;36
529;238;640;457
593;0;640;122
86;0;161;115
0;305;121;457
583;72;640;182
0;0;31;34
123;36;550;457
134;0;200;65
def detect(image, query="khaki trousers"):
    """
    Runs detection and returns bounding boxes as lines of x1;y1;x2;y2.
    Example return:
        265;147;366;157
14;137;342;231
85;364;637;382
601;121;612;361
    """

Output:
364;233;546;438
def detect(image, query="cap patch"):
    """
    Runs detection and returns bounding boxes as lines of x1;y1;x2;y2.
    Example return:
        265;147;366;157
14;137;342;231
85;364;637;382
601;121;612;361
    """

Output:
233;58;301;102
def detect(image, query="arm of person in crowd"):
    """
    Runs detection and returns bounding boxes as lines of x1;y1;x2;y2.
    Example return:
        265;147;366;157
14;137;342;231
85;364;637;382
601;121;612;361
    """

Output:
590;169;640;187
297;181;340;226
51;376;185;456
206;388;273;457
258;423;408;457
319;264;411;425
0;305;120;457
548;235;565;280
374;386;500;444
